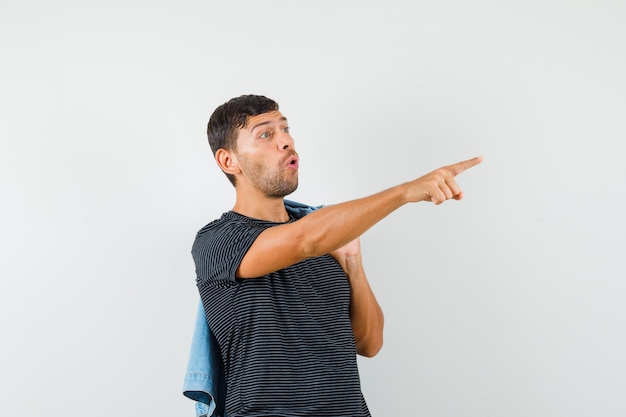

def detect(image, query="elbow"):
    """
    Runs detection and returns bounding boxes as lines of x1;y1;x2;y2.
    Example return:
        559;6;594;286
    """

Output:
354;309;385;358
294;212;335;259
356;333;384;358
300;239;319;259
298;230;324;259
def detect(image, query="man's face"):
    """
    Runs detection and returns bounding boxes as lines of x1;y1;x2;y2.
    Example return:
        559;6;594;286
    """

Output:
234;110;299;198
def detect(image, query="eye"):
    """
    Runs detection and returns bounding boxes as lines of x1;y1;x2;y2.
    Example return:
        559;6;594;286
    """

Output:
259;131;271;139
283;126;290;133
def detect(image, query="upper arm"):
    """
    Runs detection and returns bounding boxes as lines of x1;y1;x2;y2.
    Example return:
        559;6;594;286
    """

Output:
236;221;311;278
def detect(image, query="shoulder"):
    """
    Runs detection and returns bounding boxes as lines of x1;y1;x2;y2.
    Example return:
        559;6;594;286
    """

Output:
192;212;272;284
193;212;258;247
191;211;272;264
194;212;236;238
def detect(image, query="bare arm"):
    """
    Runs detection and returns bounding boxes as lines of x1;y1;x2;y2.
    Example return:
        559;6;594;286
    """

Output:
330;238;384;357
237;156;483;278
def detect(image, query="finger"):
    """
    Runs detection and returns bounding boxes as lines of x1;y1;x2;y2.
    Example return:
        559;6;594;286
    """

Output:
431;189;447;205
448;155;484;176
441;182;455;200
445;178;462;199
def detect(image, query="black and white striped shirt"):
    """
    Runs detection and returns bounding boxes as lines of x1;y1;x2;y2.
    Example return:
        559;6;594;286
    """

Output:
192;211;371;417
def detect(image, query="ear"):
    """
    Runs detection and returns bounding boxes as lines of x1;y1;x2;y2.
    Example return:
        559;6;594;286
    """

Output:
215;148;240;175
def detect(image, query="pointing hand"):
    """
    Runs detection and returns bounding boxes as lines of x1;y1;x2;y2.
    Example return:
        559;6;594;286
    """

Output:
404;156;483;204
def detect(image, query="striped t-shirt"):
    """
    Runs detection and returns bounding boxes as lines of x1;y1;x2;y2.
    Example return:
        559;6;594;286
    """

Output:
192;211;371;417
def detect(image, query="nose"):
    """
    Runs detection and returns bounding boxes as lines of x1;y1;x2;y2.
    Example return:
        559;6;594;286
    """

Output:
277;132;294;150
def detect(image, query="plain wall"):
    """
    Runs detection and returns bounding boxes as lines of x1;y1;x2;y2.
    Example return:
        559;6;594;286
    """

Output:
1;1;625;416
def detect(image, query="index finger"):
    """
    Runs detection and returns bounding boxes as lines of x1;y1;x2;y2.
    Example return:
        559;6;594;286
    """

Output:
448;155;484;176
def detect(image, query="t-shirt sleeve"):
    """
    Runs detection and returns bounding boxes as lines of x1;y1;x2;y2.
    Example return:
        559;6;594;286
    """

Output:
192;218;265;287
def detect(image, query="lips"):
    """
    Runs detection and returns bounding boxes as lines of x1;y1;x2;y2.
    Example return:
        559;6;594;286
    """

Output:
284;153;299;169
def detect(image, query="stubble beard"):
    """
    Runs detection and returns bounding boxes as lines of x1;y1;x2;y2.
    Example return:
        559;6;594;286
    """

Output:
247;160;298;198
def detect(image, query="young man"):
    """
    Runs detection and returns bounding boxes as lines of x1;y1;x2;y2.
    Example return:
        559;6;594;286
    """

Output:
192;94;482;416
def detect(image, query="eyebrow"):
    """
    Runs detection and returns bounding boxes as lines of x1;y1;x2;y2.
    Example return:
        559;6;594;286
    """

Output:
250;116;288;132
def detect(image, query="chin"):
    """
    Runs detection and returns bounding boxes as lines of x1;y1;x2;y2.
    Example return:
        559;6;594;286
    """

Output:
268;183;298;199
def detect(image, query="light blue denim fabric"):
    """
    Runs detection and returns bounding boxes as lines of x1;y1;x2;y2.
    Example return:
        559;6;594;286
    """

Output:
182;200;321;417
183;300;226;417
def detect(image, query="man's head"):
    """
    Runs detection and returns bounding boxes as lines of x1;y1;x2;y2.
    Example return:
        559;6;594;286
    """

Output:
207;95;280;186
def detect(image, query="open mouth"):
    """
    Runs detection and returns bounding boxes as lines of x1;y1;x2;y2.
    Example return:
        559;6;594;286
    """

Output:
287;156;299;169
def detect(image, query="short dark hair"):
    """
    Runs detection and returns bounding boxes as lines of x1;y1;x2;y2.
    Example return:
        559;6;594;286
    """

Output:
207;94;279;186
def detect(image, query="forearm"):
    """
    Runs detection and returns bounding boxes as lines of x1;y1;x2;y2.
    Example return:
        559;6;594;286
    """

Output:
298;184;409;258
342;254;384;357
295;154;481;257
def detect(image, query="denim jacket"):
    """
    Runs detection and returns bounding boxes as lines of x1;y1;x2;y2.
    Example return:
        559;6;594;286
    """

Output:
182;200;321;417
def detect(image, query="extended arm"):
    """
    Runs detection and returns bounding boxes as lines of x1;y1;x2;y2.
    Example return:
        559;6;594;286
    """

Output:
331;238;384;357
237;156;483;278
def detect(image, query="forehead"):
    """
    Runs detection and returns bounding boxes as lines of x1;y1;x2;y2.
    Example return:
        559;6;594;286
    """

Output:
243;110;287;131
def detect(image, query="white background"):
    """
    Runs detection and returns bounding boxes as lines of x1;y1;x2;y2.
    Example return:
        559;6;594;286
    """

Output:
1;1;625;416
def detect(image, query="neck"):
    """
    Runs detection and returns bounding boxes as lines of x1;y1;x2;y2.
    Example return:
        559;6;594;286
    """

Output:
232;187;290;222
